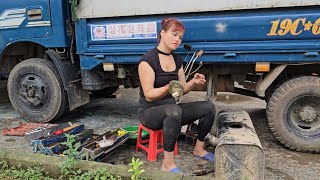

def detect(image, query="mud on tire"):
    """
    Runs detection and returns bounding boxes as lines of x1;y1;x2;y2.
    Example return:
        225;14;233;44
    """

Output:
267;76;320;153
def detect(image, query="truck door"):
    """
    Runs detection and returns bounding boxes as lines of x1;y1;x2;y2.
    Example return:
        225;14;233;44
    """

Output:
0;0;52;45
25;0;52;38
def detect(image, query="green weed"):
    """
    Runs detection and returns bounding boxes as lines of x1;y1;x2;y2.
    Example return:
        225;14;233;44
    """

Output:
128;157;145;180
0;158;52;179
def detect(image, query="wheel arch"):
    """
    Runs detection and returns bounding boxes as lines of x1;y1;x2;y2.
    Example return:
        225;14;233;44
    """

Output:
258;63;320;99
0;41;46;76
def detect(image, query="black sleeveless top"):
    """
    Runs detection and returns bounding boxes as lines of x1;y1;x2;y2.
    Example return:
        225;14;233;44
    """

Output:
138;47;183;112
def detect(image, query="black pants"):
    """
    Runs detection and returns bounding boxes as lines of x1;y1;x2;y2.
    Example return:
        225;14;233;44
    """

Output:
138;101;215;152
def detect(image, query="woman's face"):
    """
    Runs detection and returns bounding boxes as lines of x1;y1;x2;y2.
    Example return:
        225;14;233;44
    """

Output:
161;25;184;50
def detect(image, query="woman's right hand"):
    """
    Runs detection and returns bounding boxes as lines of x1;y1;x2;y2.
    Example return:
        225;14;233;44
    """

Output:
192;73;206;85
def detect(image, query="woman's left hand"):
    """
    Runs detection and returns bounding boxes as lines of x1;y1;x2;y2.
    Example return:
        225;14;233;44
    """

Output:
193;73;206;85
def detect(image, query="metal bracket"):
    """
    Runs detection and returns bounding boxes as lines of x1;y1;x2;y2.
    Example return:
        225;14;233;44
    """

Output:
255;64;287;97
224;52;237;57
304;52;319;57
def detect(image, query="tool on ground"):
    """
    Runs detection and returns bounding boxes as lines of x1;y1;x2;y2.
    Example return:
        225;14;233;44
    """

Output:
31;123;84;151
50;129;93;154
96;134;116;148
81;129;132;161
25;122;71;141
191;169;215;176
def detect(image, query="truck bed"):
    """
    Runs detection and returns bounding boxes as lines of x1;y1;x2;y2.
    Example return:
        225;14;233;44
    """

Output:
77;0;320;18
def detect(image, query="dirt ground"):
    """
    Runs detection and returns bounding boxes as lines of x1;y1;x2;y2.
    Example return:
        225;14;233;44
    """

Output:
0;80;320;179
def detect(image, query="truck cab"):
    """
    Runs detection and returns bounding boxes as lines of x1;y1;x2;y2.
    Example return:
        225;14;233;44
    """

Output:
0;0;88;122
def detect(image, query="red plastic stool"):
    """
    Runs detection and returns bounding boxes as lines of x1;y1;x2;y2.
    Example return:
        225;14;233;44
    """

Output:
136;123;178;161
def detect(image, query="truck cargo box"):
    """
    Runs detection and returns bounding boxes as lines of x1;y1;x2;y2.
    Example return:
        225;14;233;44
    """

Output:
75;5;320;68
77;0;320;18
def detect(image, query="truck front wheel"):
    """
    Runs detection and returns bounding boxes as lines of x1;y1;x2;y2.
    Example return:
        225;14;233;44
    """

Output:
8;58;67;122
267;76;320;153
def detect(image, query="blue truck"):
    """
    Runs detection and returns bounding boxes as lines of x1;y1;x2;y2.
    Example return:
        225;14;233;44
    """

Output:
1;0;320;152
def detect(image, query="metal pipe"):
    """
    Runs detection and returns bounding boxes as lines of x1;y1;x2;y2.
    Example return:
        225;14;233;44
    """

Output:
185;50;203;80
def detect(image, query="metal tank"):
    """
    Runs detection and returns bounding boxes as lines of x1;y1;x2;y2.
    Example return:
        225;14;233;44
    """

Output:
215;110;265;180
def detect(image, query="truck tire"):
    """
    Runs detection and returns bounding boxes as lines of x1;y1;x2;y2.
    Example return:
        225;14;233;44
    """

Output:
267;76;320;153
8;58;67;123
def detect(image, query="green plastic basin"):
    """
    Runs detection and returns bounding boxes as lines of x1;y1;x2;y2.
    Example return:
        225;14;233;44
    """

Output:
122;126;149;145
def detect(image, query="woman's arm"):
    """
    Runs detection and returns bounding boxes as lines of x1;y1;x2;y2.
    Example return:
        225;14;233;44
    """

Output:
178;67;206;94
138;61;169;102
178;67;195;94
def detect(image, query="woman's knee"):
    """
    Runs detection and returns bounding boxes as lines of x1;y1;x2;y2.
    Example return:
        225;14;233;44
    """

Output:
202;101;216;116
164;104;182;120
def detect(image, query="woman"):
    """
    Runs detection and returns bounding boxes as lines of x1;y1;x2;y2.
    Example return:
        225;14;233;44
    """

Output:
138;18;215;173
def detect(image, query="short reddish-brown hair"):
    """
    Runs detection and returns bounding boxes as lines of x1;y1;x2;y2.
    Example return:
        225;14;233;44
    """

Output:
158;18;185;42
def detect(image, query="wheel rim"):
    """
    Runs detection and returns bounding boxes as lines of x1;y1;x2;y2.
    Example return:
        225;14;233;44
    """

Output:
287;95;320;137
18;74;50;112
